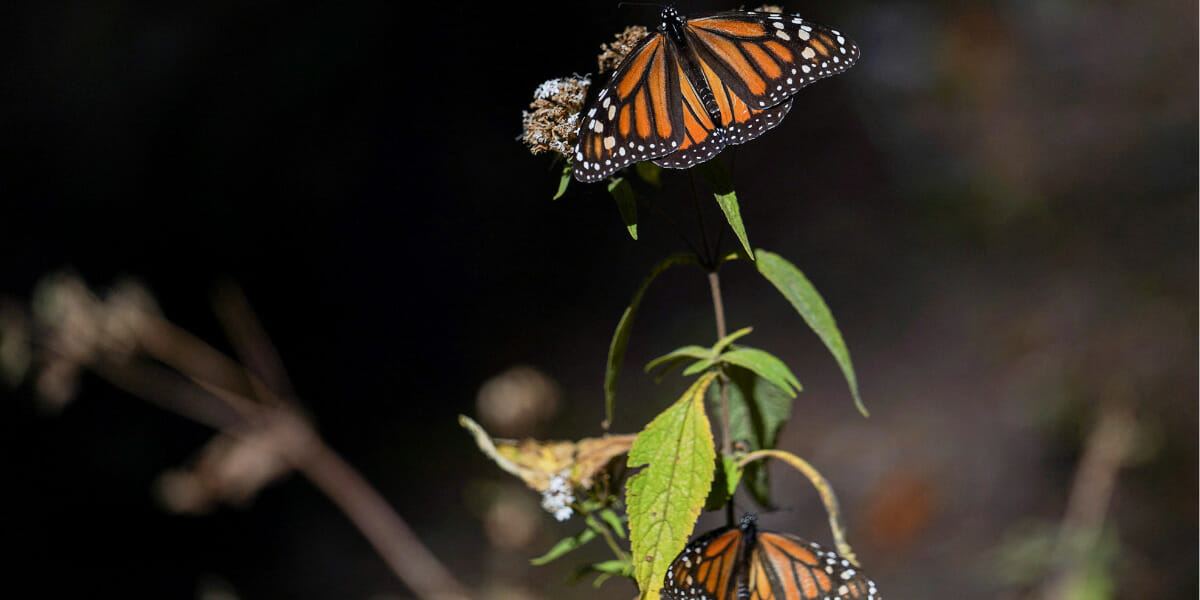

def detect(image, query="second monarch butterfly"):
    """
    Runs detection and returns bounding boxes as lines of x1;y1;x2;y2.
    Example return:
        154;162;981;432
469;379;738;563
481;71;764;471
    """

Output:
662;513;881;600
573;7;860;182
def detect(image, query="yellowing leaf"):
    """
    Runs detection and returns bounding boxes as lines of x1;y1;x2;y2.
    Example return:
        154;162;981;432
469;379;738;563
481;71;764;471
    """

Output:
625;372;718;599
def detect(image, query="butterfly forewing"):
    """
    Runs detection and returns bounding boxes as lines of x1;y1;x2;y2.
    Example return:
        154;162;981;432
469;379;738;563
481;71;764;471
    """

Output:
753;533;880;600
574;34;687;183
684;12;860;112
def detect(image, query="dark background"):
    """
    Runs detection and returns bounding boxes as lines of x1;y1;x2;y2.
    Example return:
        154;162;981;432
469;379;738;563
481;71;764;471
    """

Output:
3;0;1196;598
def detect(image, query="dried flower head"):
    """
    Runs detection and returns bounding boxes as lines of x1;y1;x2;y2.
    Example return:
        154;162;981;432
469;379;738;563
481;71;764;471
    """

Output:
520;75;590;159
26;273;161;410
597;25;650;74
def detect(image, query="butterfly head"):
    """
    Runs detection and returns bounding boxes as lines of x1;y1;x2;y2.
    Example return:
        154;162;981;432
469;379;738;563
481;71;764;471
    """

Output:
739;513;758;534
659;6;685;34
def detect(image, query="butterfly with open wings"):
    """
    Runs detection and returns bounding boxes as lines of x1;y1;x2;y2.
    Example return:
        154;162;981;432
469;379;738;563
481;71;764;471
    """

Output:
573;8;859;182
661;514;881;600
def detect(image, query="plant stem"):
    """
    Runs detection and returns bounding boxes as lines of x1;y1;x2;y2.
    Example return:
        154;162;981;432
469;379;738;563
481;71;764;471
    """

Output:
84;294;474;600
708;271;732;457
301;436;473;600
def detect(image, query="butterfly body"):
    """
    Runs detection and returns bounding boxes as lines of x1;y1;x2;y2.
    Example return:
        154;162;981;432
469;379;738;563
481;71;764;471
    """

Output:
573;9;859;182
662;514;880;600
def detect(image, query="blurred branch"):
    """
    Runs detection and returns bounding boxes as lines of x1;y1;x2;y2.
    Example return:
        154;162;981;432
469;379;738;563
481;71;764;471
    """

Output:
7;274;473;600
1037;402;1136;600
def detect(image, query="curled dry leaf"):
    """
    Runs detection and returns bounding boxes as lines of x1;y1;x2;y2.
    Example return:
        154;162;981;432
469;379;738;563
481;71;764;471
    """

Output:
460;415;634;493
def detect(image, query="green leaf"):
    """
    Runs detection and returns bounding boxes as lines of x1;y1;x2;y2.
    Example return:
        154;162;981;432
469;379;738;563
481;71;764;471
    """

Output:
703;454;743;512
553;164;572;200
646;355;697;383
605;253;701;428
608;177;639;240
586;560;634;575
569;560;635;587
707;367;793;507
697;160;753;260
530;527;598;565
644;345;710;375
599;508;627;539
755;249;868;416
712;326;754;356
626;372;719;600
720;347;802;398
680;358;717;376
714;192;752;260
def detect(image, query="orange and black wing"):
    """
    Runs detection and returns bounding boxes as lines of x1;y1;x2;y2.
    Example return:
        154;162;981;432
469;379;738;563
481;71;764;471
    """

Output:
574;10;859;181
648;50;734;170
683;11;860;112
748;532;880;600
573;33;689;183
661;526;744;600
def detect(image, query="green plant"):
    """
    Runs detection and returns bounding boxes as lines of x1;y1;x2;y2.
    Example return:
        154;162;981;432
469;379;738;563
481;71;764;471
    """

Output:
466;11;877;599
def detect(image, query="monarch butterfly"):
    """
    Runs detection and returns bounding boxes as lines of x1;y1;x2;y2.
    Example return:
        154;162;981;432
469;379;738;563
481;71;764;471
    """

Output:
662;514;880;600
573;8;859;182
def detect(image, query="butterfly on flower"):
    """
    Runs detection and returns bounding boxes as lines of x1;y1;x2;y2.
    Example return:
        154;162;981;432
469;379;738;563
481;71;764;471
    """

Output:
572;8;860;182
662;514;881;600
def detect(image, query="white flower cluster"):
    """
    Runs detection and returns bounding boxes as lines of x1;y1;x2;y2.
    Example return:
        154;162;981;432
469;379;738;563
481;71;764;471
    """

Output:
534;78;562;99
534;76;590;102
540;470;575;522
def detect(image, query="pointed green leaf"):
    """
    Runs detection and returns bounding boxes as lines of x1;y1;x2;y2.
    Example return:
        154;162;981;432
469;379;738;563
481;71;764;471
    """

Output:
608;177;639;240
585;560;635;575
626;372;718;600
553;164;572;200
569;559;635;587
647;355;697;383
706;367;793;507
755;249;867;416
697;160;753;260
712;326;754;356
599;508;627;539
645;345;710;375
605;253;701;428
714;192;752;259
720;347;802;398
681;358;717;377
530;527;598;565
